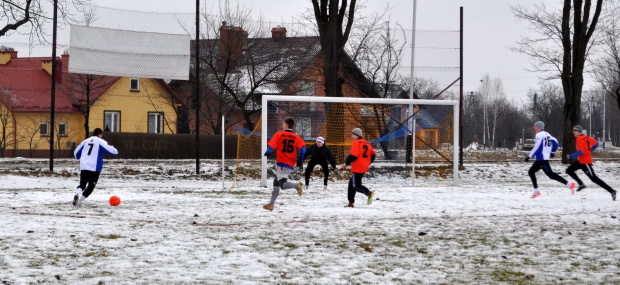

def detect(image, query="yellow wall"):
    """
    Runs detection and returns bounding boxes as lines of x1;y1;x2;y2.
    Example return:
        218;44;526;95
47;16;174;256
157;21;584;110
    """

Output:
1;77;177;157
89;78;177;134
12;112;84;154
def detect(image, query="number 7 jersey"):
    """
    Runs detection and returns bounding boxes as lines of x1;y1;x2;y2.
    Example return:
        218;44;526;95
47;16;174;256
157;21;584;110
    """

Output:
268;130;306;169
528;130;559;161
74;136;119;172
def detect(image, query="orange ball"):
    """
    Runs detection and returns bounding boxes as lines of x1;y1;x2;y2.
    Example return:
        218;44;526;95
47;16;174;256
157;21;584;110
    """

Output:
109;195;121;206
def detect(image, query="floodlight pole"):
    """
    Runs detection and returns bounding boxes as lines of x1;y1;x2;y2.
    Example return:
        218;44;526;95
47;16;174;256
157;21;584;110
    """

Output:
195;0;201;174
459;7;464;167
49;0;58;171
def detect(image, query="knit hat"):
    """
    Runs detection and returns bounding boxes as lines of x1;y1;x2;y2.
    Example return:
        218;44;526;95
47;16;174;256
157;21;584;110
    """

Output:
351;128;363;138
573;125;583;133
534;121;545;130
316;136;325;143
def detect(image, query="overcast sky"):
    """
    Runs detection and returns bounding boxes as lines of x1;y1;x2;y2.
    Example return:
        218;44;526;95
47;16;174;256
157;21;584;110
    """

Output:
4;0;582;103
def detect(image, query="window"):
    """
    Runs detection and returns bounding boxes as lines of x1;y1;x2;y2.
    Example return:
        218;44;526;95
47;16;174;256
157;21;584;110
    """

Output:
148;112;163;134
130;78;140;91
58;123;67;137
40;122;49;136
104;111;120;132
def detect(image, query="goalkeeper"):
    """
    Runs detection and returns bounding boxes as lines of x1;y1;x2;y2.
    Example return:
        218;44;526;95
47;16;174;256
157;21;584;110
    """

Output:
303;137;338;190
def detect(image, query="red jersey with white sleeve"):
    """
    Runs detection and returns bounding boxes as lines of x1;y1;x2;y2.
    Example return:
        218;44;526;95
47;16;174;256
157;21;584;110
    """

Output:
268;130;306;169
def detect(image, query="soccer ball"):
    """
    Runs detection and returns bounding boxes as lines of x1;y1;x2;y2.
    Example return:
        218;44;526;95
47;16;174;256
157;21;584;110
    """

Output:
109;195;121;206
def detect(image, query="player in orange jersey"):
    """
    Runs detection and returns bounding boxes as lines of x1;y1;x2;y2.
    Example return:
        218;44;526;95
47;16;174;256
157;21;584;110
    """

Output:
565;125;616;201
262;118;307;211
341;128;376;207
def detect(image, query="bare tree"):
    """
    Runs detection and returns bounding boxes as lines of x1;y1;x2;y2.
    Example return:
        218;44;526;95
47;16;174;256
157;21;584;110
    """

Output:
592;0;620;112
527;81;566;138
194;0;318;133
487;76;509;148
0;99;14;157
1;0;90;41
18;116;41;158
512;0;604;163
60;71;116;139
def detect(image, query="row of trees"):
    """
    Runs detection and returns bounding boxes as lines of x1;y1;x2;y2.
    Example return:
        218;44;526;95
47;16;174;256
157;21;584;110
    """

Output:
463;77;620;150
2;0;620;160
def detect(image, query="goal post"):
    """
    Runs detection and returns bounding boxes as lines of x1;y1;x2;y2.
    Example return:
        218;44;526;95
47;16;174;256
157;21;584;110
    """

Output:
260;95;459;187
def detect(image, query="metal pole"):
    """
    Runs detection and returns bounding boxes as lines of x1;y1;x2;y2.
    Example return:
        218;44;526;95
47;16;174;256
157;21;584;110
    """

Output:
195;0;201;173
411;118;416;187
49;0;58;171
453;102;460;185
408;0;417;186
603;91;606;149
459;6;464;167
222;116;225;190
589;95;591;135
261;96;268;187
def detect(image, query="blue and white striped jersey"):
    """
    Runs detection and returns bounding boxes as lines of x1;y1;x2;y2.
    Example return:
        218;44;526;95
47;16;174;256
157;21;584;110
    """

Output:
528;131;559;161
74;136;118;172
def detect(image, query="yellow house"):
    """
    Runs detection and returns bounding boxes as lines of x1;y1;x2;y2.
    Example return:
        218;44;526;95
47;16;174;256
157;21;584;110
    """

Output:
0;50;179;158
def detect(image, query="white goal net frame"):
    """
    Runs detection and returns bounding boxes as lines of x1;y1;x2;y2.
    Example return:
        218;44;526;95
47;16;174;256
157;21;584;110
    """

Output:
260;95;460;187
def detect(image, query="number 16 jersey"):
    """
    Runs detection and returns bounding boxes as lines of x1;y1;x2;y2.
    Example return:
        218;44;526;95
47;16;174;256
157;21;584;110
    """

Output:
528;130;559;161
268;129;306;169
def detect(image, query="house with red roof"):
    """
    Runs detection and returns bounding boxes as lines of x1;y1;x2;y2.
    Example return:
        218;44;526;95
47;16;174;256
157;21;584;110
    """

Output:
0;49;180;158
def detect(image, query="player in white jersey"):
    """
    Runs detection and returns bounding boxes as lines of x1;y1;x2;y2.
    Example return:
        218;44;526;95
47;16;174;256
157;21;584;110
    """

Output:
525;121;575;199
72;128;118;207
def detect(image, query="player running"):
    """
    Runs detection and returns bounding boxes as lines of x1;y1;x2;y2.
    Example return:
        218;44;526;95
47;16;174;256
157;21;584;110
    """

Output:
303;136;338;190
341;128;376;207
73;128;118;207
565;125;617;201
262;118;306;211
526;121;575;199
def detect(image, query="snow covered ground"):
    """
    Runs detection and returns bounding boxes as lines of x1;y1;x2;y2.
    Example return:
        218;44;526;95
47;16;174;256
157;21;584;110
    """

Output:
1;157;619;284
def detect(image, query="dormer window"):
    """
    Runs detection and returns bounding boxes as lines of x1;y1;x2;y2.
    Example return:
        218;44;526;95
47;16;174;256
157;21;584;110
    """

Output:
130;78;140;91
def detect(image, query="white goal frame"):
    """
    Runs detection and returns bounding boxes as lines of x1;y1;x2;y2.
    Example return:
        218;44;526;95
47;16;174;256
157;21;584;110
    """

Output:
260;95;459;187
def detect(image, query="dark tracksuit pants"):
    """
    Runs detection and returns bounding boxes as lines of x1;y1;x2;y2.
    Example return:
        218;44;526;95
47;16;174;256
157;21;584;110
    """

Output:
566;161;615;193
528;160;568;189
304;159;330;186
79;170;101;198
348;172;371;204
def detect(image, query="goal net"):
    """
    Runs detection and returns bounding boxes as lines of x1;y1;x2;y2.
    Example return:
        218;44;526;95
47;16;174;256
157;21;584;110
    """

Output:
232;95;459;188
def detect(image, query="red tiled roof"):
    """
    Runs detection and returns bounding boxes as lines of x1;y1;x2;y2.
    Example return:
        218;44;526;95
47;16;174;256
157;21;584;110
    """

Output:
0;56;119;113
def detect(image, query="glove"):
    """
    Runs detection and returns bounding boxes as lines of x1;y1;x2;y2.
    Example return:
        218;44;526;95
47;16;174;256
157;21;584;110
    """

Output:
550;153;555;158
525;157;530;162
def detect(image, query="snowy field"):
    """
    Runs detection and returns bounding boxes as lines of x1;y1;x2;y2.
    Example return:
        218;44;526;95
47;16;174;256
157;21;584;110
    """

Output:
1;157;619;284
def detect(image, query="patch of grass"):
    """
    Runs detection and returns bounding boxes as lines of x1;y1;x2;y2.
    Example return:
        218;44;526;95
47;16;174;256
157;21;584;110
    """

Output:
571;262;580;267
358;243;371;249
390;240;404;247
222;250;230;254
101;271;114;276
490;269;529;284
97;234;124;239
284;243;298;249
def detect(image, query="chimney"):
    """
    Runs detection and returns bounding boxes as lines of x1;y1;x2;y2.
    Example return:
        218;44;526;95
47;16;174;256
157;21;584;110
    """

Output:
42;59;63;83
0;50;17;65
219;21;248;68
271;26;287;40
